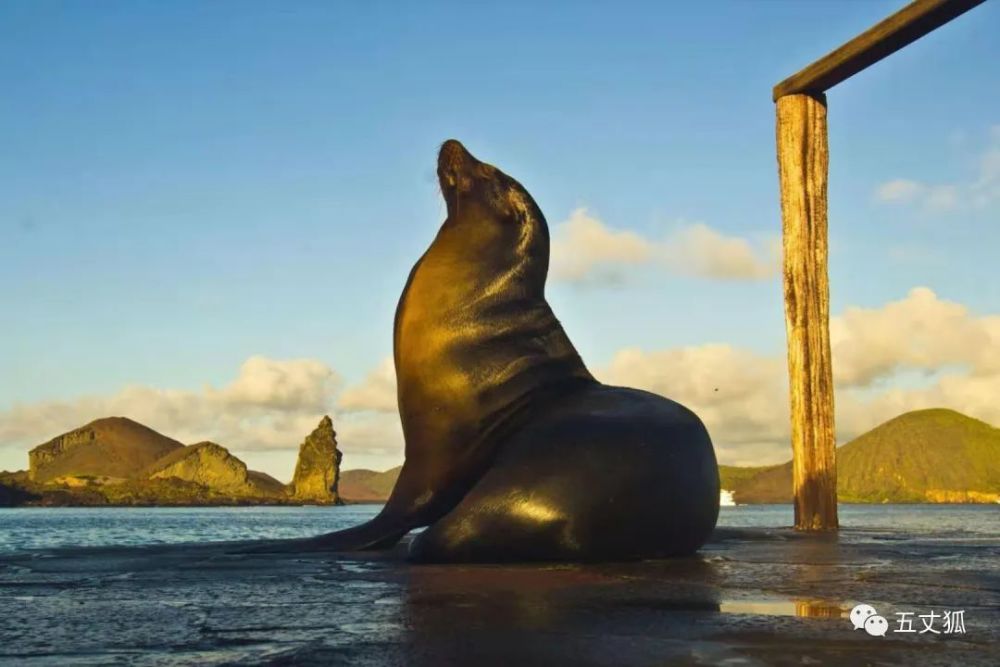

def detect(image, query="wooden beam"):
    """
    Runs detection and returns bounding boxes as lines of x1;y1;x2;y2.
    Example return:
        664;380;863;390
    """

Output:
776;93;838;531
773;0;987;101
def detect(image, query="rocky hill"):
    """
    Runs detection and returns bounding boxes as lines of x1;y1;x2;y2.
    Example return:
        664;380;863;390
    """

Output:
145;441;287;498
1;416;342;506
721;409;1000;504
29;417;184;483
340;466;402;502
838;408;1000;502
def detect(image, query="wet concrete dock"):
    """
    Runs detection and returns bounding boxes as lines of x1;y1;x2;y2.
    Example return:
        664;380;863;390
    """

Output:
1;527;997;666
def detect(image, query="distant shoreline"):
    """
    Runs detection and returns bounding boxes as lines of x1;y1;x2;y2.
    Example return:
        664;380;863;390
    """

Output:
3;500;999;509
0;499;384;509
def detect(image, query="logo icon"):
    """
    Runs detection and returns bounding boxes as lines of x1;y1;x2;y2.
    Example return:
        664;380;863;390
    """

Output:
864;615;889;637
850;603;877;630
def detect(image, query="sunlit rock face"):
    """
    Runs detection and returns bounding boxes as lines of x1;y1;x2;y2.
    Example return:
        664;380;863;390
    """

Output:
289;416;343;504
147;442;281;497
29;417;184;483
15;416;332;505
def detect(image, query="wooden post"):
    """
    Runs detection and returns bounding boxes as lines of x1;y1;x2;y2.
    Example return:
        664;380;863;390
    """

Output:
769;0;988;532
776;93;838;531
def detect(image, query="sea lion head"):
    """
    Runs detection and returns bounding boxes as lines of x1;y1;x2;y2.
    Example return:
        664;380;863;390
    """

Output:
435;140;549;281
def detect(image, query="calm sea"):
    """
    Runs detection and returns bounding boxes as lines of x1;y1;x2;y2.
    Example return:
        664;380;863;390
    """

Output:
0;504;997;555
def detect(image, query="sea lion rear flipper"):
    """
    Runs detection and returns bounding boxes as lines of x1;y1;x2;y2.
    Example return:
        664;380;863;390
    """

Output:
307;515;409;551
236;512;408;554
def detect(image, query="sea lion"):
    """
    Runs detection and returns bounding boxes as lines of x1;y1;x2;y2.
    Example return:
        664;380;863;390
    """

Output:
272;140;719;561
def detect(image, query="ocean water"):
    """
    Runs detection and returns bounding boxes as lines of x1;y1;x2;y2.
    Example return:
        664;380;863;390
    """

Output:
0;504;996;554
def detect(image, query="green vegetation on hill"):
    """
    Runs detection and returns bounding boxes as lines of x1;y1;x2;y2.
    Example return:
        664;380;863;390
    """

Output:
721;409;1000;504
0;471;38;505
719;464;782;488
837;408;1000;503
719;464;792;504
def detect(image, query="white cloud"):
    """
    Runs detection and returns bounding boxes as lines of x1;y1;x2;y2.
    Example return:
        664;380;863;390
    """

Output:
598;344;790;465
549;208;652;282
664;223;780;280
886;244;940;265
925;184;960;212
212;355;338;411
599;288;1000;465
875;126;1000;213
550;208;778;285
875;179;922;203
3;289;998;473
831;287;1000;387
972;140;1000;208
0;355;407;476
0;356;341;453
337;357;398;413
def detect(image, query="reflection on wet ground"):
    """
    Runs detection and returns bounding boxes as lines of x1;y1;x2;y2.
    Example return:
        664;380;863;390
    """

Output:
0;527;997;666
719;598;846;618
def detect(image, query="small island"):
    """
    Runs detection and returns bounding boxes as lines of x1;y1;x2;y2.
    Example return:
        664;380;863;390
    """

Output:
718;408;1000;504
0;415;343;506
3;407;998;507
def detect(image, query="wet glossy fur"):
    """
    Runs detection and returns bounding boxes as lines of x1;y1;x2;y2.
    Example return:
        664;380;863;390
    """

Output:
274;140;719;561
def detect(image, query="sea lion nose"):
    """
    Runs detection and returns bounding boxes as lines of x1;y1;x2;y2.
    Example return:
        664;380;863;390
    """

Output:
438;139;476;180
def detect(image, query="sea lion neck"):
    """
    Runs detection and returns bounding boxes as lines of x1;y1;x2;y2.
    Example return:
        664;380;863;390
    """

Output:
395;142;592;445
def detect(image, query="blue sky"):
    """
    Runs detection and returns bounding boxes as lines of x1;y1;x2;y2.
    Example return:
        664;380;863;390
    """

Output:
2;1;998;479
